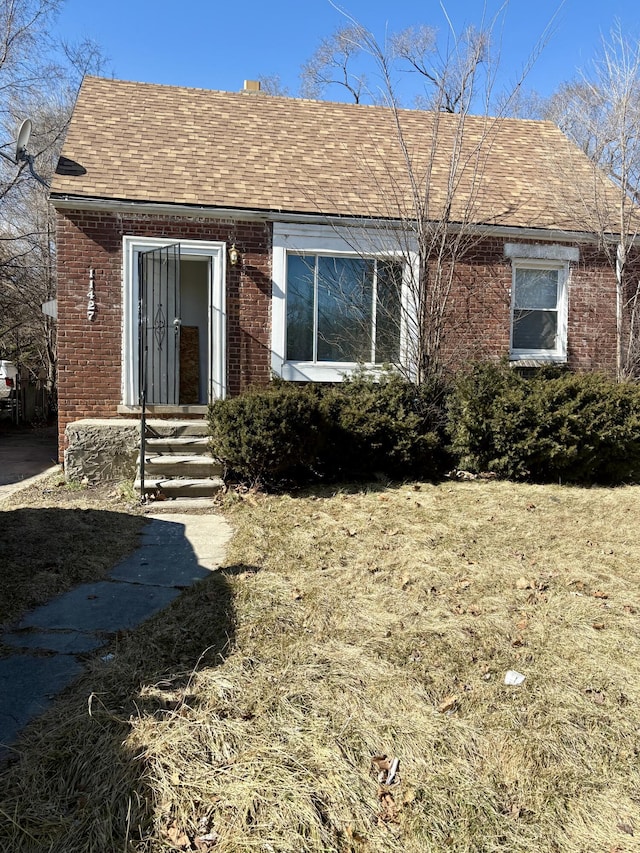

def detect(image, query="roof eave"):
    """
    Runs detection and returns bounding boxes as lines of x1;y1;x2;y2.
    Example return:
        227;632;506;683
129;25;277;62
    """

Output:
49;192;610;245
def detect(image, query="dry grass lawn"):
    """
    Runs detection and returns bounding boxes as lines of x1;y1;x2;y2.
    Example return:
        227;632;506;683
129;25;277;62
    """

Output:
1;480;639;852
0;473;146;634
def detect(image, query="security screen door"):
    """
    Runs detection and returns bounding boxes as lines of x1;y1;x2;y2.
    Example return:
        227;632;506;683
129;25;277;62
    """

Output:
138;243;181;405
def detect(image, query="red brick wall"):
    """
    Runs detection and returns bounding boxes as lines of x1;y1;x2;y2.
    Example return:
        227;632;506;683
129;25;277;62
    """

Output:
56;210;618;464
55;209;272;461
440;237;617;372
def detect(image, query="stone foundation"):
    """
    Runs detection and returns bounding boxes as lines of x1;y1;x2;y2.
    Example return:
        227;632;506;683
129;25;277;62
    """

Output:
65;419;140;483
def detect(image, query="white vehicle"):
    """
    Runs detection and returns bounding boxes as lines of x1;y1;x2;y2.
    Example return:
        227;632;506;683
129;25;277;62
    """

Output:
0;360;18;409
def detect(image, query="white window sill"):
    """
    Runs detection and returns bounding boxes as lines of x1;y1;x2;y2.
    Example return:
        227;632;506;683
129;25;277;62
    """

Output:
509;353;567;366
278;361;387;382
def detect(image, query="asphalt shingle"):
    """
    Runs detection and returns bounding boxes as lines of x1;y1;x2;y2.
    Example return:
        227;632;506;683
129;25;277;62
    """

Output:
51;76;623;233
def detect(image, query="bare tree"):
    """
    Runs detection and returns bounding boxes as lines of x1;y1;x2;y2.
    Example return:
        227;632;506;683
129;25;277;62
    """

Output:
547;24;640;378
300;24;368;103
257;74;291;97
390;24;489;113
299;19;490;113
0;0;105;405
295;12;549;384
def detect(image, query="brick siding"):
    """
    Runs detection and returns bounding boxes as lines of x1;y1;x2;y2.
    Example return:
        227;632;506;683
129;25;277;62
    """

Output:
56;210;618;463
439;237;618;371
56;210;272;461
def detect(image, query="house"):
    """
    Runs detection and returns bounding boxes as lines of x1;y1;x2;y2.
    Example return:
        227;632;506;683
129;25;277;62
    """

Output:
50;76;625;482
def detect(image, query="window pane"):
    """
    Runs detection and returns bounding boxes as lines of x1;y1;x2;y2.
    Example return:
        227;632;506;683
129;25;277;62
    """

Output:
286;255;315;361
513;310;557;350
317;256;372;362
514;268;558;309
376;260;402;363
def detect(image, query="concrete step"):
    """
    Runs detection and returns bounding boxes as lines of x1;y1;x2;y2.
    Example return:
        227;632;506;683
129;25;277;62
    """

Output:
135;477;225;498
142;496;223;513
145;436;211;454
134;420;219;499
143;455;222;479
144;419;209;438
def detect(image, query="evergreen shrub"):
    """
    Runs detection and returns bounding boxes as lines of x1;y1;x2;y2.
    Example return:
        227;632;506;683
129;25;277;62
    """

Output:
208;382;324;487
448;361;640;484
208;373;449;489
319;372;449;479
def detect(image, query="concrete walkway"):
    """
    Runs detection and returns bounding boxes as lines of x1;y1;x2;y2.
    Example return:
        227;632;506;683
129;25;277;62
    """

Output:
0;512;232;759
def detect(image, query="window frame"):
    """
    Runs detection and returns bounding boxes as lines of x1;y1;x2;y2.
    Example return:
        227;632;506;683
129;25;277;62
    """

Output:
509;255;570;363
272;223;415;382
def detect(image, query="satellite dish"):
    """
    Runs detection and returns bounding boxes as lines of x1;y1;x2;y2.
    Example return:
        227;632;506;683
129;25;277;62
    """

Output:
10;117;49;187
15;118;32;163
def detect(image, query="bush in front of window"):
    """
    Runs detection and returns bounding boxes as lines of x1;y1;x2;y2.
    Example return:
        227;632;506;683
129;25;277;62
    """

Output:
319;372;450;480
448;362;640;484
208;374;450;489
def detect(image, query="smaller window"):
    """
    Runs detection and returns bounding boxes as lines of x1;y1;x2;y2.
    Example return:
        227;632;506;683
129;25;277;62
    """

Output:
510;260;567;361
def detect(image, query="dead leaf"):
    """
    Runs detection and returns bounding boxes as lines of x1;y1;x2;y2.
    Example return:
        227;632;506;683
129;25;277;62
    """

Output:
515;617;529;631
617;821;635;836
377;789;400;824
163;822;190;849
623;605;637;614
386;528;400;536
593;590;609;599
438;694;458;713
372;755;392;773
592;622;606;631
516;577;533;590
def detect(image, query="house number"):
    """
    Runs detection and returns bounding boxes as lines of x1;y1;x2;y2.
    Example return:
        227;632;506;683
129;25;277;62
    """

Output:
87;268;96;321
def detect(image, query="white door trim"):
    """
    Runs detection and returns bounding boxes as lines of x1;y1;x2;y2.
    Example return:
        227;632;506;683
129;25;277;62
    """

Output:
122;236;227;406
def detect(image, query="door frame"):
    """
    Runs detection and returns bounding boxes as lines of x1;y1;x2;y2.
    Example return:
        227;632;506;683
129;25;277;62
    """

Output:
122;236;227;407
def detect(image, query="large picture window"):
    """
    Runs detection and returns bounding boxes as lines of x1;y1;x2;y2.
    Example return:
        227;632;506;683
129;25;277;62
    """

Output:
272;224;411;382
286;254;402;364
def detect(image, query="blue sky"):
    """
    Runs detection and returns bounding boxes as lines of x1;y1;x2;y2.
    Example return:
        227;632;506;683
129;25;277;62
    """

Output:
52;0;640;103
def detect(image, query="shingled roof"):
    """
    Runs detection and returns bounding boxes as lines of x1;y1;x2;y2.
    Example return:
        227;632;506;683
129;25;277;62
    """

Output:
51;76;621;234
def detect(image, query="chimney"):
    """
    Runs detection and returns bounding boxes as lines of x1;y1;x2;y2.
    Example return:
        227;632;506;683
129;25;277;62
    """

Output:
242;80;262;93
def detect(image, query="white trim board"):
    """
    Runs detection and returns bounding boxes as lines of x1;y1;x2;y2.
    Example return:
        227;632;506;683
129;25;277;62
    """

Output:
121;236;227;406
